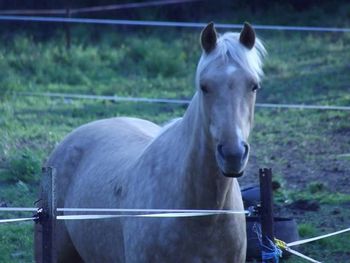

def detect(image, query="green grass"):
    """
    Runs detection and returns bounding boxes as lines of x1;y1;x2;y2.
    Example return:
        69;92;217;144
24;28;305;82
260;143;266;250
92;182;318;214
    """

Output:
1;14;350;263
0;224;33;263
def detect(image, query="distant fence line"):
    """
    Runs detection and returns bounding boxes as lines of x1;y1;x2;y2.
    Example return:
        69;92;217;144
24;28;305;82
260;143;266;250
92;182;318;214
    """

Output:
0;0;201;15
0;15;350;33
18;92;350;111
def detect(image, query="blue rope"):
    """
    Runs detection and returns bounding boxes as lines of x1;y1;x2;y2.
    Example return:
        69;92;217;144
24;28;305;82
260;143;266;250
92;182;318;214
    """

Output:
253;223;282;263
261;240;282;262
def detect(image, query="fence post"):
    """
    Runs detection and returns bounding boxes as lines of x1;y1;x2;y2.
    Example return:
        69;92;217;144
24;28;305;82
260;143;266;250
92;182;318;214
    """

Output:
259;168;276;263
35;167;57;263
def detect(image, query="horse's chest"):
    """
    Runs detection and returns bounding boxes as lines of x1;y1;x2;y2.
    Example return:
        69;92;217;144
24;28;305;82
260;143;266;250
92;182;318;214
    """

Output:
124;217;245;263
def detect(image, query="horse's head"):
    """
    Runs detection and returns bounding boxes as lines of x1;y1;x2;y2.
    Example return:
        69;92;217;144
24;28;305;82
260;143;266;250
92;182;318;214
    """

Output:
196;22;266;178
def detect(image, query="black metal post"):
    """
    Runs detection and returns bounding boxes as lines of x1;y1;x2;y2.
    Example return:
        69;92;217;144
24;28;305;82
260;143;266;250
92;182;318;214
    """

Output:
259;168;276;263
35;167;56;263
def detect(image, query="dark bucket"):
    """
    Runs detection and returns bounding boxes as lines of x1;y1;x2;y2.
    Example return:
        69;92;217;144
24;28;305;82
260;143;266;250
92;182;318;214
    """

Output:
246;217;299;260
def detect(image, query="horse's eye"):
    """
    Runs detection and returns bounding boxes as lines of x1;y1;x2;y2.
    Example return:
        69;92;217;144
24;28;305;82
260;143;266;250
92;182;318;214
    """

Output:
252;84;260;92
200;84;209;94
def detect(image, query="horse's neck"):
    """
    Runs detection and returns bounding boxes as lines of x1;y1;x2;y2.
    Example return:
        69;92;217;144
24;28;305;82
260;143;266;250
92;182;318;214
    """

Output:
182;94;236;209
149;93;235;209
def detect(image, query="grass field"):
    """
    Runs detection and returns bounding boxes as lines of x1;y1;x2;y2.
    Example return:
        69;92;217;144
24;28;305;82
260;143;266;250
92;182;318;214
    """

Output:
0;18;350;263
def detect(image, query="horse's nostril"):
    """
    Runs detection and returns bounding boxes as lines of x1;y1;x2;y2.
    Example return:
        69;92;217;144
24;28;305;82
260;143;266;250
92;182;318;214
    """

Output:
243;143;249;160
217;144;224;158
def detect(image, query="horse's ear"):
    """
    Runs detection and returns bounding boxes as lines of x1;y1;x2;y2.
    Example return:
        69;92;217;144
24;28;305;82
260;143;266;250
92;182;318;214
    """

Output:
200;22;217;54
239;22;255;50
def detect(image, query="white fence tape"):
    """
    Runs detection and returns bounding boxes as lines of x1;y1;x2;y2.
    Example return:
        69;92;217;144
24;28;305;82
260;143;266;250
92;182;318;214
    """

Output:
57;208;249;215
0;205;349;263
273;226;350;263
285;247;321;263
287;226;350;247
0;217;37;223
57;212;233;220
0;207;38;212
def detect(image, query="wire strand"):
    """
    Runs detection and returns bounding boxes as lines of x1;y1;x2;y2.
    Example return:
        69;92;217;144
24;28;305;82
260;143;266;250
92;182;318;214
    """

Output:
0;0;201;15
0;16;349;33
18;92;350;111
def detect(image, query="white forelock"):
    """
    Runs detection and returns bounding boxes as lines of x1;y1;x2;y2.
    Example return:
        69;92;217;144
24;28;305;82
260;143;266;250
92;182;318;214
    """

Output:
196;32;266;83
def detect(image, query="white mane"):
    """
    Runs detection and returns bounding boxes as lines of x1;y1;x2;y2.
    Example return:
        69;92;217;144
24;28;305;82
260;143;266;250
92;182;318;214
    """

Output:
196;32;266;83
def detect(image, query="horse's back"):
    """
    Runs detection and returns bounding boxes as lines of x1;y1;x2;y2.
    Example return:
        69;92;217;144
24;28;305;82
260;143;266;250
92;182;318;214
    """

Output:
43;117;160;263
47;117;160;201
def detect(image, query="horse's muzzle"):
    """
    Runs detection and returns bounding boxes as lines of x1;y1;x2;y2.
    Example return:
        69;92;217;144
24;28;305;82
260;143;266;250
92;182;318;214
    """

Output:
216;142;249;177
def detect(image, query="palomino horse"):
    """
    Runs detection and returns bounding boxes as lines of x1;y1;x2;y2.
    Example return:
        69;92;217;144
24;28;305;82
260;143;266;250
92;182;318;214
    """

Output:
42;22;265;262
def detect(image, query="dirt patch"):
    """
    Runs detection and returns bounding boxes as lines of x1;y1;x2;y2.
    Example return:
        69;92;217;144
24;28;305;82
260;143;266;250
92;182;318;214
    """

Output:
240;110;350;195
